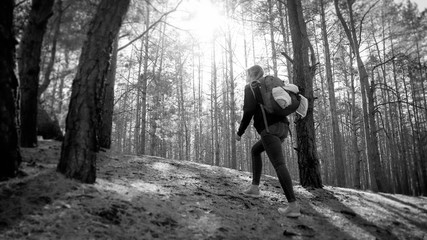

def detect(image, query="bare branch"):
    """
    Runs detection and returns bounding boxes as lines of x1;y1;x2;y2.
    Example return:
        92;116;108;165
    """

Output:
280;51;294;64
118;0;183;52
358;0;380;46
374;100;427;111
15;0;28;7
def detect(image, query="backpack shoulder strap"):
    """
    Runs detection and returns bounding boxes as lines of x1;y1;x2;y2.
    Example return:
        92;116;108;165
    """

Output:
249;80;263;104
249;80;270;133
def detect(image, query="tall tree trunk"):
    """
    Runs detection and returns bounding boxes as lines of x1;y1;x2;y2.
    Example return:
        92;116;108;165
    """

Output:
403;68;419;195
312;17;331;184
268;0;278;77
241;10;253;170
57;0;130;183
389;30;408;194
413;17;427;196
212;40;220;166
320;0;346;187
38;0;63;100
278;1;293;81
372;21;396;192
139;2;150;155
210;58;215;165
227;44;236;168
176;54;187;160
223;45;230;167
19;0;54;147
150;22;166;156
99;36;118;149
226;2;237;170
134;39;144;154
346;46;362;189
57;50;69;114
287;0;322;188
197;51;203;162
407;69;421;195
0;0;22;180
334;0;384;192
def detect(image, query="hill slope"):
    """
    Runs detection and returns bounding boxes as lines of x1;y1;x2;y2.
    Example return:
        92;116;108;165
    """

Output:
0;140;426;239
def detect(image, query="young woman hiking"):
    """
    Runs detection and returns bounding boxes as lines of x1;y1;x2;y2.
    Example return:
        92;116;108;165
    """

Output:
236;65;300;218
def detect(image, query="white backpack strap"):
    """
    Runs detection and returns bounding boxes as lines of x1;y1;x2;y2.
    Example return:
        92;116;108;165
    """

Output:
296;94;308;118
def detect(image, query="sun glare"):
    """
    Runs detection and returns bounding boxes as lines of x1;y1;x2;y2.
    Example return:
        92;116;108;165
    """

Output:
183;0;227;41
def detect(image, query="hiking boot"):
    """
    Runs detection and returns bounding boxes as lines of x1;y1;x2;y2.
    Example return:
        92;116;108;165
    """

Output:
242;185;261;198
278;202;301;218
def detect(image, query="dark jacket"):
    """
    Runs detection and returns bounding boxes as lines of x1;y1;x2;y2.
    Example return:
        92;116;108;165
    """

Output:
237;84;289;136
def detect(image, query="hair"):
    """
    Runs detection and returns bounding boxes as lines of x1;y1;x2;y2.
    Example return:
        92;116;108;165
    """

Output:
247;65;264;82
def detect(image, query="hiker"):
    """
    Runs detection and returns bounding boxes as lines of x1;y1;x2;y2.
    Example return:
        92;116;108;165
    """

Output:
236;65;301;218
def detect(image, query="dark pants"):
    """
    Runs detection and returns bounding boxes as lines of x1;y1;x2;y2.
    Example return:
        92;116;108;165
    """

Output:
251;121;296;202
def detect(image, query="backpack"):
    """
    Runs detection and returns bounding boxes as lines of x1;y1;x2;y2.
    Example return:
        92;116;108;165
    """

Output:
250;76;307;118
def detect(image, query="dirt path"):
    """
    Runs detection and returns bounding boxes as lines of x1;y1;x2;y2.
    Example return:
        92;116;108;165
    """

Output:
0;140;426;239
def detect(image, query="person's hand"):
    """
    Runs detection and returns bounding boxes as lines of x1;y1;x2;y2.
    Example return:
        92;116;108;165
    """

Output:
236;135;241;141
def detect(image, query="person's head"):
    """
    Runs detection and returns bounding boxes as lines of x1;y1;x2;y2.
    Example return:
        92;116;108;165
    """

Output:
246;65;264;83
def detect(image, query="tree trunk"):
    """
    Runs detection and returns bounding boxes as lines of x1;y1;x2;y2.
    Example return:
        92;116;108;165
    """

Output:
334;0;384;192
38;0;63;100
287;0;322;188
227;36;237;169
150;22;166;156
222;44;230;167
225;2;237;170
389;32;408;194
312;17;331;184
19;0;54;147
197;52;203;162
176;54;186;160
0;0;22;180
139;3;150;155
57;50;69;114
268;0;278;77
320;0;346;187
57;0;130;183
134;39;144;154
346;46;362;189
278;1;293;82
212;40;220;166
99;36;118;149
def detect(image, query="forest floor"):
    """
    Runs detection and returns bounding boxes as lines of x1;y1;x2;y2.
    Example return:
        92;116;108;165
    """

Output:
0;140;426;240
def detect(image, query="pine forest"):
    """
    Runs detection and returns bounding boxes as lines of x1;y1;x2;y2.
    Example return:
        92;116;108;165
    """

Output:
1;0;426;197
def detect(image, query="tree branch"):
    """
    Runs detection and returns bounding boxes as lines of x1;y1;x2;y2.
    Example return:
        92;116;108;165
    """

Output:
358;0;380;46
280;51;293;64
117;0;183;52
15;0;28;7
374;100;427;111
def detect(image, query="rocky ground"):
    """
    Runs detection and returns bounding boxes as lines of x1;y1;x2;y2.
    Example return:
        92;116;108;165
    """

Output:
0;140;426;239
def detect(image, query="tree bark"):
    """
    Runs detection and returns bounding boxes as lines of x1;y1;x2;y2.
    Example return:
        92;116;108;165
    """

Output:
57;0;130;183
0;0;22;180
19;0;54;147
99;36;118;149
287;0;322;188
